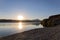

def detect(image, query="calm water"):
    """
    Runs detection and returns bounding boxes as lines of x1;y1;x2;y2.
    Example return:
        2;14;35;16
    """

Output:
0;22;43;37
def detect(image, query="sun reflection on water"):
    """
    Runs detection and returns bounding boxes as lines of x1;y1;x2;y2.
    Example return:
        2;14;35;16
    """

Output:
18;22;23;29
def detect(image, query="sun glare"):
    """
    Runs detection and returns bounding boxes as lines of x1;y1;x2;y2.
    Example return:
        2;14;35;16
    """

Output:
18;15;24;20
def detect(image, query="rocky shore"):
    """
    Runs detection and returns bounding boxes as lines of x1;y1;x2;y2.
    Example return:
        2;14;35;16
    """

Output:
41;14;60;27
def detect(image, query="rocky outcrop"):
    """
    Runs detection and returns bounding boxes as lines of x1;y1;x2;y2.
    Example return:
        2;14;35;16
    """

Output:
41;14;60;27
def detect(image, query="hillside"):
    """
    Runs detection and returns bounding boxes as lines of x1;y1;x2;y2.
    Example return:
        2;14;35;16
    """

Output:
0;25;60;40
41;14;60;27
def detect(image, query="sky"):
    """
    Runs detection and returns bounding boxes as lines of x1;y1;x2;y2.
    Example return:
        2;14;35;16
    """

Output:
0;0;60;20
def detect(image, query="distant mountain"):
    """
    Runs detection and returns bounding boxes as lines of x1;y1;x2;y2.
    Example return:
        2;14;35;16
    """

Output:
0;25;60;40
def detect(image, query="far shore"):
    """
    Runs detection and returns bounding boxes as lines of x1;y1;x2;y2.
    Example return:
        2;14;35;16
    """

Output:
0;19;40;23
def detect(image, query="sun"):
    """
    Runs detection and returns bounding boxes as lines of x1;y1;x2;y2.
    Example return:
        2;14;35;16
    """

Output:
18;15;24;20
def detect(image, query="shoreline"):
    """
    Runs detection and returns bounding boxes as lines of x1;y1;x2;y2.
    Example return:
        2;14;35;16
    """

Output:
0;25;60;40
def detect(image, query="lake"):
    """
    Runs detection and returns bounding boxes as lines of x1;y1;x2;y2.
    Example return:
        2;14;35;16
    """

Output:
0;22;43;37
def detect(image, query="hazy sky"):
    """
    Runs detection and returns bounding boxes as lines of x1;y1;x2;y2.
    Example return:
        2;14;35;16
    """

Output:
0;0;60;20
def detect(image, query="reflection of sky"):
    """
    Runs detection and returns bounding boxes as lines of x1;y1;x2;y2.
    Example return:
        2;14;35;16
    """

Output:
0;23;43;37
0;0;60;20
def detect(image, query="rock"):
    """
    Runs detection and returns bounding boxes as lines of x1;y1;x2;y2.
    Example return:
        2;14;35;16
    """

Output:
41;14;60;27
